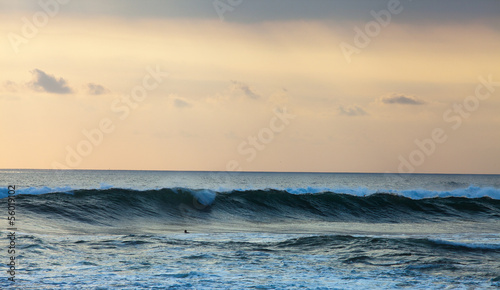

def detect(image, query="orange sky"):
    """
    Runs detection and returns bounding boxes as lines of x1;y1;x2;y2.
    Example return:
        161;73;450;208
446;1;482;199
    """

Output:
1;1;500;173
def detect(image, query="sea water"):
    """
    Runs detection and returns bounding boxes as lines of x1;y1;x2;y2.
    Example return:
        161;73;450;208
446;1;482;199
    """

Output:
0;170;499;289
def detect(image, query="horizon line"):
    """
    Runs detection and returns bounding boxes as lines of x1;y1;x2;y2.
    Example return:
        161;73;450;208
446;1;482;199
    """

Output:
1;168;499;176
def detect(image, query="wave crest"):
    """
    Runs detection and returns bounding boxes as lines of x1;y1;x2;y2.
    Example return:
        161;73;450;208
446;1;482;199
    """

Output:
2;187;499;228
2;185;500;200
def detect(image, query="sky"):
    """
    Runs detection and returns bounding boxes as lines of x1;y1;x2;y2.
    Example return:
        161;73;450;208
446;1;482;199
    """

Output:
1;0;500;174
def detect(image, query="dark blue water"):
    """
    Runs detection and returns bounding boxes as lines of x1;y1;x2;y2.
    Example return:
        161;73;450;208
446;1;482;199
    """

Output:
1;170;499;289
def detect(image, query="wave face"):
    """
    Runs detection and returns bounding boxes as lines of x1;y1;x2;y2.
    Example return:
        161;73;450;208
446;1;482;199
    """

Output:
5;187;500;232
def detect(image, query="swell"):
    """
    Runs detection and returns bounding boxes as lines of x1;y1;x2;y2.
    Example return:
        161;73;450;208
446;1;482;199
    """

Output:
4;188;500;228
273;235;500;253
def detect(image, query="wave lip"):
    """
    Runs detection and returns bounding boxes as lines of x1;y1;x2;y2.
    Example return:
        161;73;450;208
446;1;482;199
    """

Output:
395;185;500;200
2;185;500;200
0;183;114;199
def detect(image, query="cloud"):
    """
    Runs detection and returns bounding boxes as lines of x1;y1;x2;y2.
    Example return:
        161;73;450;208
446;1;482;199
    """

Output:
381;93;425;105
28;69;73;94
231;80;261;99
19;1;498;26
338;105;368;116
224;131;241;140
0;95;20;101
86;83;109;95
3;81;18;92
174;98;191;108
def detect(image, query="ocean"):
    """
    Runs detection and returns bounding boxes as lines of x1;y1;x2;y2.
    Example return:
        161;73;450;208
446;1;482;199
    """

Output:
1;169;500;289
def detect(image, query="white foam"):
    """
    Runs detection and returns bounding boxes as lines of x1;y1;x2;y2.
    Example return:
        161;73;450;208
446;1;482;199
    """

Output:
286;185;500;200
395;185;500;200
0;184;113;199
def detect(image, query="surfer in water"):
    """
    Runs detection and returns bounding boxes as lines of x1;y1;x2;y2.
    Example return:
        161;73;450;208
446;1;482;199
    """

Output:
184;230;189;234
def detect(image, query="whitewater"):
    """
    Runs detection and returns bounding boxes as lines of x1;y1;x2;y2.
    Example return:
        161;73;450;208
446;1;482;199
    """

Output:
1;170;499;289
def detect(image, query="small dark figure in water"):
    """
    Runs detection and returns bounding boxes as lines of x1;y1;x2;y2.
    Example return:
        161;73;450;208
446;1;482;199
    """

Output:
184;230;189;234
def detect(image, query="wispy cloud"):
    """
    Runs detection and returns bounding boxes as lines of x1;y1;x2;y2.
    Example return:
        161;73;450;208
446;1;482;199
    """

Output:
381;93;425;105
28;69;73;94
86;83;109;95
338;105;368;116
0;95;20;101
231;80;261;99
3;81;18;92
174;98;192;108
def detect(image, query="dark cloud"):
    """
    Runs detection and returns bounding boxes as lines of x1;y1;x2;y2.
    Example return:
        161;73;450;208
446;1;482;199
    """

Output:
28;69;73;94
86;83;109;95
381;94;425;105
231;80;261;99
10;1;498;26
174;98;191;108
338;105;368;116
